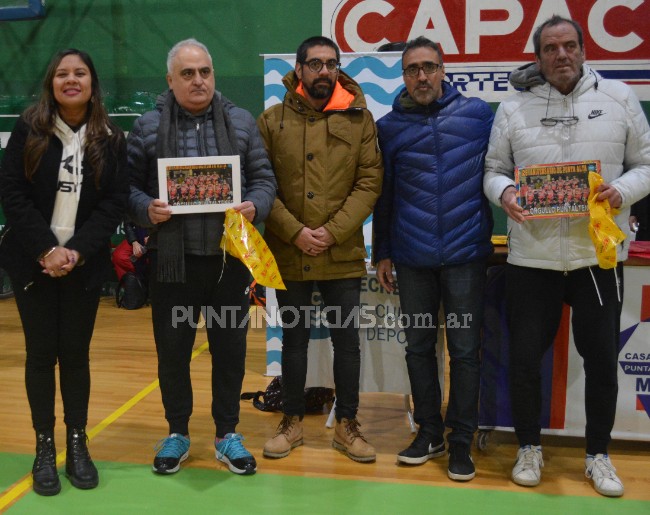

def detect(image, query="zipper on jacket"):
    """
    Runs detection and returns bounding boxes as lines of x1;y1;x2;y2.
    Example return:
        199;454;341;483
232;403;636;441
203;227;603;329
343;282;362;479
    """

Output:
195;119;209;255
561;95;572;156
0;226;33;290
0;225;10;247
196;122;205;156
560;94;572;275
430;114;445;265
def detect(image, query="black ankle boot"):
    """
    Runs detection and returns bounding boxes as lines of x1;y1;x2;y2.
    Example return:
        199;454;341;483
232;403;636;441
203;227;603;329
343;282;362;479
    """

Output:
32;431;61;496
65;427;99;489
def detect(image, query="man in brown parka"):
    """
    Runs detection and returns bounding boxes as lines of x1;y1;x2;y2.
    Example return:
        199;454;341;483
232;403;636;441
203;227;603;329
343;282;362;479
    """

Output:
257;36;383;463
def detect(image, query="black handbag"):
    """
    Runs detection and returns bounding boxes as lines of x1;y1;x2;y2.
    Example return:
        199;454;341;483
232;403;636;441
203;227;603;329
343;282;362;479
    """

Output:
115;271;148;310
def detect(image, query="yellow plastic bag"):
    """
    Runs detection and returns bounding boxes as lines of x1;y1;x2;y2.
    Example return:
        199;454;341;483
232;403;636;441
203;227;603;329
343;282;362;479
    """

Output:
587;172;626;269
221;209;286;289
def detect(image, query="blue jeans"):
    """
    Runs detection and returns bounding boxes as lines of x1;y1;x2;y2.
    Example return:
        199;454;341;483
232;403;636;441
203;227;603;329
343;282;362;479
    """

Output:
276;278;361;420
394;261;487;446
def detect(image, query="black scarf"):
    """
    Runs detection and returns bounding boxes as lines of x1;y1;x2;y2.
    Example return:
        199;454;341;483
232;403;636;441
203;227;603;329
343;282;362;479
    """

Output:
155;90;239;282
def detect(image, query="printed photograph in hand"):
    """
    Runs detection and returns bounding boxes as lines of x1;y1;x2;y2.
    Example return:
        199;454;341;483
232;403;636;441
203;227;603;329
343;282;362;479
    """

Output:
515;160;600;219
157;156;241;214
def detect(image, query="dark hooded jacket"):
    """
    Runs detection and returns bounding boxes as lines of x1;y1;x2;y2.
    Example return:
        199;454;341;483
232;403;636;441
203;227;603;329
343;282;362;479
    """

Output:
127;90;276;257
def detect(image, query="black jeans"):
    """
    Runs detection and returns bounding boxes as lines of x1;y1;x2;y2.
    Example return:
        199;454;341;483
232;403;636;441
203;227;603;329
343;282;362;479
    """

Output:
149;253;250;437
506;264;622;454
395;261;486;446
13;270;100;433
276;278;362;420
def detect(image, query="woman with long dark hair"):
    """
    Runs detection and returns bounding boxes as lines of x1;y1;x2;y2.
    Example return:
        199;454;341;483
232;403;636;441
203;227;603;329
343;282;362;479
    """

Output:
0;49;127;495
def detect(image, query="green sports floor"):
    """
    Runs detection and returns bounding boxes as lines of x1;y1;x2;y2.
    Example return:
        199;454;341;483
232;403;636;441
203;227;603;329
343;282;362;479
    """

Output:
1;453;649;514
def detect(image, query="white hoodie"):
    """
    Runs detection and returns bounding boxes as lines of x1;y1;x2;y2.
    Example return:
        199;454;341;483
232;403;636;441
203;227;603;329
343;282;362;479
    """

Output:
50;115;86;245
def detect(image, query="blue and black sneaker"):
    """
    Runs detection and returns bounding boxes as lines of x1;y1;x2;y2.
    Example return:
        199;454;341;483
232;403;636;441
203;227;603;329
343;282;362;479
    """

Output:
215;433;257;475
152;433;190;474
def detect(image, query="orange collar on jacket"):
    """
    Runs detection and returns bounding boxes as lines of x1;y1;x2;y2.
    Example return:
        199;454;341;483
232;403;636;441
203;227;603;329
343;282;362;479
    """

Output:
296;80;354;111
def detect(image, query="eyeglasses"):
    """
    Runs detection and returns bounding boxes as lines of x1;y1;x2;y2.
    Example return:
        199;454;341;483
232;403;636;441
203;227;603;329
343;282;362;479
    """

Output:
402;62;441;77
540;116;579;126
541;88;578;126
304;59;340;73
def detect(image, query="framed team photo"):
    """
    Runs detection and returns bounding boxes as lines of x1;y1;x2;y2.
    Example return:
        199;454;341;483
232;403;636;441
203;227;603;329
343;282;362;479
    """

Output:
157;156;241;214
515;160;600;219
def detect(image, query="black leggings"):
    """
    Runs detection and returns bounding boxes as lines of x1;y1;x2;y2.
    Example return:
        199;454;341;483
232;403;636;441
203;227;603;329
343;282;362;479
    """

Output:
13;270;100;433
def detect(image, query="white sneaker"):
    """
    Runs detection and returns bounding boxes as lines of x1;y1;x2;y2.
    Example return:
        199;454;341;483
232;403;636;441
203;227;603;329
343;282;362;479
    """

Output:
512;445;543;486
585;454;624;497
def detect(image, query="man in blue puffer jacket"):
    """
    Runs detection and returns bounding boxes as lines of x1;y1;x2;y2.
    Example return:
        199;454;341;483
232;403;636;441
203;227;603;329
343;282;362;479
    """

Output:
373;36;493;481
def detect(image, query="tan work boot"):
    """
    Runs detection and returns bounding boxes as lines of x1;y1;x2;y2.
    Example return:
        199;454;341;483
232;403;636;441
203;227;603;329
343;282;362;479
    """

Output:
263;415;303;458
332;418;376;463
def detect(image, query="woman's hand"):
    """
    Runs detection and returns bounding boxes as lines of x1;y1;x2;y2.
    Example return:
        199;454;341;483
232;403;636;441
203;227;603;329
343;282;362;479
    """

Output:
40;246;80;277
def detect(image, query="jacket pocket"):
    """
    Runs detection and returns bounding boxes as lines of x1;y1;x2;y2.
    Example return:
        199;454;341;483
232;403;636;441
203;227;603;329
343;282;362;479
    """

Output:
330;230;367;262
